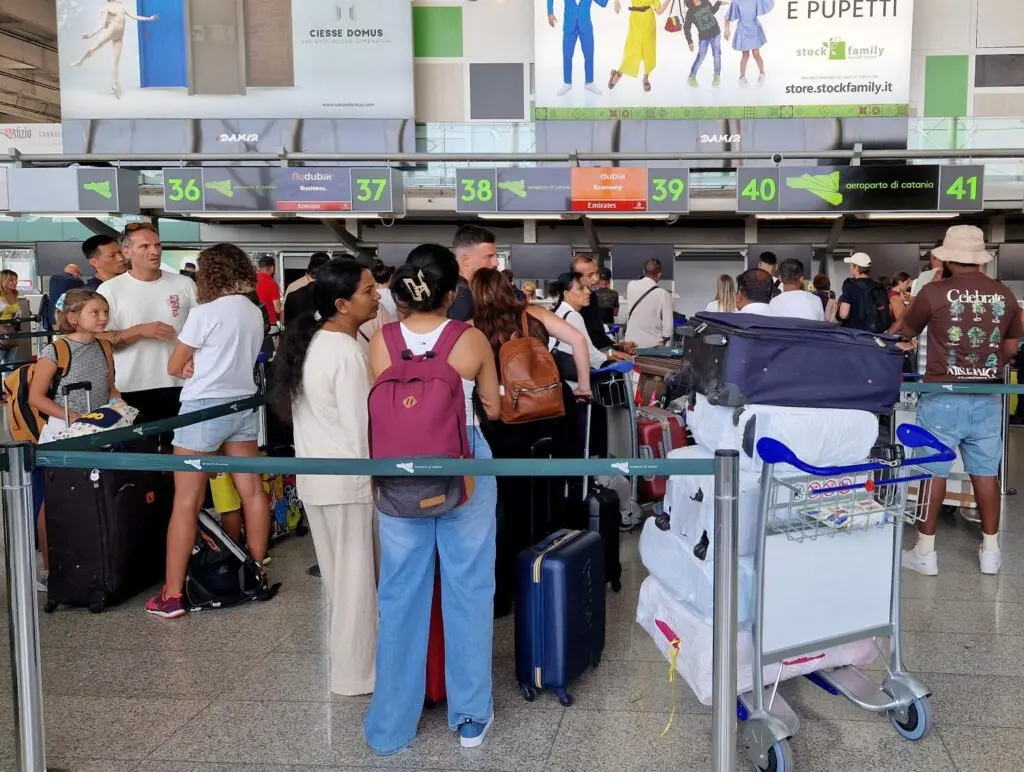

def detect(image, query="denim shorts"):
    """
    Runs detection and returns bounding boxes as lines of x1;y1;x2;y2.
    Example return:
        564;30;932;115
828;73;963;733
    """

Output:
172;398;258;453
916;392;1003;478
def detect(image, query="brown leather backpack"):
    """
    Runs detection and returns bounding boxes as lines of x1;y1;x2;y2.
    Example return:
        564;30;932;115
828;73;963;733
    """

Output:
498;311;566;424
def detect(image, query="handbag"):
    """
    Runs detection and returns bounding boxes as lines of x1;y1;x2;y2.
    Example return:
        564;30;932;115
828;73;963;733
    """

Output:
551;308;578;382
665;0;682;32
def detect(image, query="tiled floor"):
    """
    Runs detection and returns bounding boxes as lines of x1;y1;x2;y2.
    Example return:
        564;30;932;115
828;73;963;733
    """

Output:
1;436;1023;771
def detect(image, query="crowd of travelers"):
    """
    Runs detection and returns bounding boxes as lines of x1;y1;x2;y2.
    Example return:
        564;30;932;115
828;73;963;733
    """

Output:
25;221;1021;755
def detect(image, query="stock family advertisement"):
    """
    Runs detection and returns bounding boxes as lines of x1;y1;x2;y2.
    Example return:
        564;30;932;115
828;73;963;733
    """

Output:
534;0;914;119
56;0;414;120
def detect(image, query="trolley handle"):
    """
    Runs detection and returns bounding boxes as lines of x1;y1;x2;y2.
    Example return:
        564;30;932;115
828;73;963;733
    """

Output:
756;423;955;476
592;360;634;376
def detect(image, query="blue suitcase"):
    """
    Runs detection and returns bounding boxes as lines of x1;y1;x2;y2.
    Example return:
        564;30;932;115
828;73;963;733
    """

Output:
679;312;905;414
515;529;606;706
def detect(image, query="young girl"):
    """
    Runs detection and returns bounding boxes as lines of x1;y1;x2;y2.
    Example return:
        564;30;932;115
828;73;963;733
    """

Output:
724;0;774;85
146;243;269;620
274;259;381;696
29;288;117;589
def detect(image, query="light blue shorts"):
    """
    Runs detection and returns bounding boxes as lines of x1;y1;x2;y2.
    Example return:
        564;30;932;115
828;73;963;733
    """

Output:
916;393;1003;478
172;397;258;453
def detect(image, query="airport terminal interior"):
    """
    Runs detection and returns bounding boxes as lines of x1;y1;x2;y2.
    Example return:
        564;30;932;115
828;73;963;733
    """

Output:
5;0;1024;770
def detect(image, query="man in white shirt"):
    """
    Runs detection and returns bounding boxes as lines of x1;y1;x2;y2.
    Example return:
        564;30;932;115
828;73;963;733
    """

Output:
624;258;674;347
736;269;774;316
769;258;825;321
911;248;942;297
99;223;198;432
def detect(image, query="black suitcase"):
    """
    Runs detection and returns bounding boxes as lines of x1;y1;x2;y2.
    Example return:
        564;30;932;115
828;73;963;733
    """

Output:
42;381;172;613
678;312;905;414
43;460;172;613
567;480;622;593
515;529;606;706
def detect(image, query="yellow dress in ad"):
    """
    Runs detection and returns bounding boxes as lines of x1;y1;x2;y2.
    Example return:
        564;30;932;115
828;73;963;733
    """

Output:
619;0;658;78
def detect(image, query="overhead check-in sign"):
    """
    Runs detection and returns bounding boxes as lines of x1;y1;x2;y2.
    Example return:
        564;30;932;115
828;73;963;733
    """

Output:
4;168;140;214
162;167;405;215
736;164;985;214
455;167;690;215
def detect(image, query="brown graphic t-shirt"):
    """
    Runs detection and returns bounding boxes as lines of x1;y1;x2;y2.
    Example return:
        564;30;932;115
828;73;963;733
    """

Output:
899;271;1023;383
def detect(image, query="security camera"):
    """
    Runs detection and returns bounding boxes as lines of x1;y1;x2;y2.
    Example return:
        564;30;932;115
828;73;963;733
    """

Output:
770;153;784;165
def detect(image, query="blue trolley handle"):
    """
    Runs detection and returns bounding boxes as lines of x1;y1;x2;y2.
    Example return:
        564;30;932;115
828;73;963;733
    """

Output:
592;360;635;376
756;423;956;477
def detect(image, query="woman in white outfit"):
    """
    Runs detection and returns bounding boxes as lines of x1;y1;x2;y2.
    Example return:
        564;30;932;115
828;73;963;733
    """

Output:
273;259;381;696
72;0;158;98
704;273;737;312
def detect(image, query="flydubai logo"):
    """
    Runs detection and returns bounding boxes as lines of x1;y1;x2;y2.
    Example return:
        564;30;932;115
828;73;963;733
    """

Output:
786;172;844;207
217;133;259;143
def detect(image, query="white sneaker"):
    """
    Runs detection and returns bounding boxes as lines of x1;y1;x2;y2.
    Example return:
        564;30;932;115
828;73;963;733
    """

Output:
584;82;601;95
556;83;573;96
902;547;938;576
979;547;1002;575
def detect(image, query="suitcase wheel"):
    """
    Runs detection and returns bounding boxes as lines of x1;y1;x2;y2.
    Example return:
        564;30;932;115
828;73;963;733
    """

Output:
554;688;574;707
43;600;57;614
519;684;536;703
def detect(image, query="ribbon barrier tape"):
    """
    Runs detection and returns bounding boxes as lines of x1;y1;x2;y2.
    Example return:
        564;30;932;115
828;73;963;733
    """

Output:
45;393;266;451
33;451;715;478
0;330;55;342
900;382;1024;394
635;347;684;357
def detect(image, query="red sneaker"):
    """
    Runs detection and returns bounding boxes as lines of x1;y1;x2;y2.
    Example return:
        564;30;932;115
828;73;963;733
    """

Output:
146;587;186;619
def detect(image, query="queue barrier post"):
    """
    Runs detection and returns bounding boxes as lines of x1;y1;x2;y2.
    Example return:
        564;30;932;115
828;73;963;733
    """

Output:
1001;364;1016;497
1;444;49;772
711;449;740;772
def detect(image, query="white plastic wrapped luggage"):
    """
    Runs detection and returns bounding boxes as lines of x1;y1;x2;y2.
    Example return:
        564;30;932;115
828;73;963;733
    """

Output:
687;394;880;475
637;516;756;627
636;576;878;706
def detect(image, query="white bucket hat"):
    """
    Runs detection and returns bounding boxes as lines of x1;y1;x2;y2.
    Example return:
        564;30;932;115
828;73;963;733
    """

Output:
931;225;993;265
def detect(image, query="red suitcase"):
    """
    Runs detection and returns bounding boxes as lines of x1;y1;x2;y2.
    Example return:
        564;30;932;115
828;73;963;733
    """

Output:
636;406;687;502
425;572;446;707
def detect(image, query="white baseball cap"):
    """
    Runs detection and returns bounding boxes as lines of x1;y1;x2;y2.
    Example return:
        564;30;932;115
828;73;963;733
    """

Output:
844;253;872;269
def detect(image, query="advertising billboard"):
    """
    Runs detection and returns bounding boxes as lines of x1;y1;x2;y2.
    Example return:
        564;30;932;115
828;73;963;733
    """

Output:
534;0;915;120
0;124;63;154
56;0;414;120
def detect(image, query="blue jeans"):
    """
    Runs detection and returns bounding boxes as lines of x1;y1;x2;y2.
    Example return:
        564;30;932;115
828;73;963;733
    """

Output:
690;35;722;78
364;427;497;755
916;393;1003;478
172;397;258;453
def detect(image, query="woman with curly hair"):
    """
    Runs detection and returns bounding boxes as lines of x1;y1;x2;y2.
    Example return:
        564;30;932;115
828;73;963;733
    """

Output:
146;243;270;619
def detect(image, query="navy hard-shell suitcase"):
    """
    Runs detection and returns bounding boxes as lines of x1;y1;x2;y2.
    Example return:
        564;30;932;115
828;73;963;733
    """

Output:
679;312;905;414
515;529;606;706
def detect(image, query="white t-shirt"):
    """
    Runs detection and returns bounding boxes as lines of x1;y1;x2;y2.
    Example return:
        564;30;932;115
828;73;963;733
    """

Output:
739;302;773;316
98;270;198;393
378;287;398;318
551;302;608;389
293;330;373;506
177;294;264;401
769;290;826;322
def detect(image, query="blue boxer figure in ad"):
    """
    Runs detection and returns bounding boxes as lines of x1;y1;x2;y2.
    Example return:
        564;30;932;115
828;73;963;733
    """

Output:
548;0;610;96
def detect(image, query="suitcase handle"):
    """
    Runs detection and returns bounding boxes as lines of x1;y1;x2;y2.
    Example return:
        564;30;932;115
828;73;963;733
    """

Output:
757;424;955;476
592;360;634;376
60;381;92;397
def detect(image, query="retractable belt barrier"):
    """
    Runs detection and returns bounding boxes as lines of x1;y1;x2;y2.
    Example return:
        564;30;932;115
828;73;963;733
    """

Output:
0;330;53;342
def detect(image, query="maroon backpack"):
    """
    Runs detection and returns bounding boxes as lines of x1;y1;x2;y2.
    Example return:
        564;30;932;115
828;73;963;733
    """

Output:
368;321;475;517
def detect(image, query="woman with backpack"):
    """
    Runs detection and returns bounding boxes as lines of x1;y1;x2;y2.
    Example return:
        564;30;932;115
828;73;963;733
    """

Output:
363;245;502;754
274;259;382;696
470;267;595;617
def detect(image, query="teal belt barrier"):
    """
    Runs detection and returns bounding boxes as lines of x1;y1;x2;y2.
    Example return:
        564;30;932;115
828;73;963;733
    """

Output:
635;347;683;357
33;451;715;477
0;330;53;342
900;382;1024;394
46;393;266;451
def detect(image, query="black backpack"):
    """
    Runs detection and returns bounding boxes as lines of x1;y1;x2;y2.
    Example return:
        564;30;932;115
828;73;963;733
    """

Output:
851;280;893;334
185;510;280;611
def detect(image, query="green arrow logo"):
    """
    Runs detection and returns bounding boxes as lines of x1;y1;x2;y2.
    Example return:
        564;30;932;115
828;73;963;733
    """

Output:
498;179;527;199
205;179;234;198
785;171;843;207
83;181;113;199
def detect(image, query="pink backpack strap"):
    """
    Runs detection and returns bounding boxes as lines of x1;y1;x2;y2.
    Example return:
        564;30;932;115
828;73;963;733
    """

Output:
430;321;469;360
382;322;409;362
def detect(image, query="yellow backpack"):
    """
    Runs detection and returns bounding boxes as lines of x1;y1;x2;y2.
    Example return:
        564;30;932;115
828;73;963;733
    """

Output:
3;338;111;444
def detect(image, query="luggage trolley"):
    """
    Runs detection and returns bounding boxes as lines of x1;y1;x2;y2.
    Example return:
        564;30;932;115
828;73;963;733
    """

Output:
738;424;955;771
